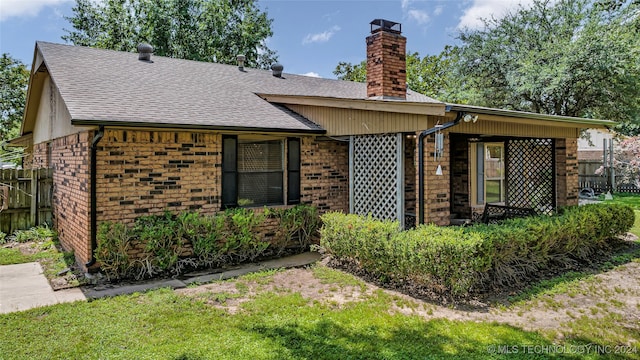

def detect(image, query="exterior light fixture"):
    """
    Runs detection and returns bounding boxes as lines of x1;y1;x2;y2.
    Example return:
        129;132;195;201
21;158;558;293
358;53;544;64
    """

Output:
435;164;443;176
463;113;479;123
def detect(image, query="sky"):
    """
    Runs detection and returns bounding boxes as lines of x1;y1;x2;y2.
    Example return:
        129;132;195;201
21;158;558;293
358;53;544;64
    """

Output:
0;0;533;79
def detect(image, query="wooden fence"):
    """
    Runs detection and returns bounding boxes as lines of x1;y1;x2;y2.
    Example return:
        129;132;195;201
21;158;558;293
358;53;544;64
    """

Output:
0;168;53;234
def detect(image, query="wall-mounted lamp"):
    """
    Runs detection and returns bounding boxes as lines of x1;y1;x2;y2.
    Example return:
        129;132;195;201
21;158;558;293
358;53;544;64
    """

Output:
435;164;443;176
463;113;479;123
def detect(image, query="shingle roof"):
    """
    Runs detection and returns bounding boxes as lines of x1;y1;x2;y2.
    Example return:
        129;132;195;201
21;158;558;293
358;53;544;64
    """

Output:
36;42;441;133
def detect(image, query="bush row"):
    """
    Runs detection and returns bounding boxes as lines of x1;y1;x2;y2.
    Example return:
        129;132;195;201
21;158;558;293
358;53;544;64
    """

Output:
96;204;320;280
320;204;635;296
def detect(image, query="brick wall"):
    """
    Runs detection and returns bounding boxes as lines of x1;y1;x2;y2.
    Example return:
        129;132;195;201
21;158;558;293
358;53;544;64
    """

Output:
556;138;579;207
451;134;470;218
416;131;451;226
404;136;416;216
46;132;91;265
32;142;51;168
300;137;349;213
366;30;407;99
95;130;222;224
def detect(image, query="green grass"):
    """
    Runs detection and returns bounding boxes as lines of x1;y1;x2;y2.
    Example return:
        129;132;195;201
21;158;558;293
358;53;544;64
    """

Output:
0;288;611;360
312;264;367;292
599;192;640;210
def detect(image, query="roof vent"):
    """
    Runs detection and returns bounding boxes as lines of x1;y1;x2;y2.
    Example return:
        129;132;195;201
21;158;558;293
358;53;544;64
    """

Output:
271;63;283;78
236;54;246;71
137;43;154;62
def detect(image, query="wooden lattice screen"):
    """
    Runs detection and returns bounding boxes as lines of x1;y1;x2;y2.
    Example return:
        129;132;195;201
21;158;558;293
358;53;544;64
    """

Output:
350;134;404;224
506;138;555;214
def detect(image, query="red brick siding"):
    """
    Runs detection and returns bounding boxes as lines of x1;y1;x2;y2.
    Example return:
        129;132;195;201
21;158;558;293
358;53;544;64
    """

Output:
300;137;349;213
366;30;407;99
47;132;91;265
95;130;222;224
416;130;451;225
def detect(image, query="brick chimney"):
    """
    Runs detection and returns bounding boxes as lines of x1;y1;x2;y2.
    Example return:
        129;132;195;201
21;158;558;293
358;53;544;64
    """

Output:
366;19;406;100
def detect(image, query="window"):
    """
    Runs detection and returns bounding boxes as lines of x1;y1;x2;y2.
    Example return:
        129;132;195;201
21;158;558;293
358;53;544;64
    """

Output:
472;142;505;205
238;139;283;206
222;135;300;208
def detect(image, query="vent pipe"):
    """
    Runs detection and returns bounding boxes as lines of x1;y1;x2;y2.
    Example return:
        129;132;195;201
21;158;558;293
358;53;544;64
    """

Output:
137;43;153;62
236;54;246;71
271;63;284;78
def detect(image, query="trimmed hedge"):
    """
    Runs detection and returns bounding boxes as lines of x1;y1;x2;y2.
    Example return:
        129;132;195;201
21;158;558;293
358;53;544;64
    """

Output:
320;204;635;296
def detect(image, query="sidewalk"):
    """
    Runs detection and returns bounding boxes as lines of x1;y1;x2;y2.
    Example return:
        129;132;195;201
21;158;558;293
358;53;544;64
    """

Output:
0;252;321;313
0;262;85;314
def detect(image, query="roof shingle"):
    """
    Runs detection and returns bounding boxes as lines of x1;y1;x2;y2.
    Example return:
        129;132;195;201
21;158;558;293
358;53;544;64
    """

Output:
37;42;441;133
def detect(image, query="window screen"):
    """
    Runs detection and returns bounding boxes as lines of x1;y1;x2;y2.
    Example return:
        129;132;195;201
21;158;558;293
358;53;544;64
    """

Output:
237;139;284;206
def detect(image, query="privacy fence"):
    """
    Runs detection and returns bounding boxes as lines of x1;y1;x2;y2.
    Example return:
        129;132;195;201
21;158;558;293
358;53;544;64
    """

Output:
0;168;53;233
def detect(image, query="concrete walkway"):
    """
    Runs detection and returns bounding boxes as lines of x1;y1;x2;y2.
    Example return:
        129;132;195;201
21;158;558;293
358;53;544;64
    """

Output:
0;252;322;313
0;262;85;314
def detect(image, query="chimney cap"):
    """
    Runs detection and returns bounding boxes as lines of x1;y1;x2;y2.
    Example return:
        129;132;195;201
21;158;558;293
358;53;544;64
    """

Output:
370;19;401;34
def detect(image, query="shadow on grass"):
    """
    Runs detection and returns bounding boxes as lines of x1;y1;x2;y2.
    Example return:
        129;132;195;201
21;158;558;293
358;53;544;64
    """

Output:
243;315;594;359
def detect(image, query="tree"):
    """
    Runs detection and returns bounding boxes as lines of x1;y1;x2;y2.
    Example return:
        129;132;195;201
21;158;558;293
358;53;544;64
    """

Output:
596;136;640;189
457;0;640;134
0;54;29;142
333;47;470;103
63;0;278;68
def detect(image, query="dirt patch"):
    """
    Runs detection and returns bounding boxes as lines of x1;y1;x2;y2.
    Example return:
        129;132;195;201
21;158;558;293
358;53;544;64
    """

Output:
177;267;377;313
176;257;640;343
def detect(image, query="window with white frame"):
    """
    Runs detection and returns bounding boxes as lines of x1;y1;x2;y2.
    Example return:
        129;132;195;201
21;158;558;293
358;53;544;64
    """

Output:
472;142;505;205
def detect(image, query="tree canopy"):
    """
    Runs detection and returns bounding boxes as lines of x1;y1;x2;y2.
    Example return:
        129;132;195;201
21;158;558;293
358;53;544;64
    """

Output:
0;54;29;142
63;0;278;68
458;0;640;134
334;0;640;134
333;47;471;104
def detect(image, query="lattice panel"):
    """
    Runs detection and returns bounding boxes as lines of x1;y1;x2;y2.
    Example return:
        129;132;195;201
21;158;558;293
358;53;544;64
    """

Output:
506;139;555;214
351;134;401;222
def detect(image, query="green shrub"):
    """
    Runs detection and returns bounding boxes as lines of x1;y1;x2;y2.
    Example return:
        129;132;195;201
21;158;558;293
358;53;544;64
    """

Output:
320;204;635;297
135;211;184;272
14;225;56;243
95;222;134;280
96;205;320;280
321;213;482;296
270;204;320;256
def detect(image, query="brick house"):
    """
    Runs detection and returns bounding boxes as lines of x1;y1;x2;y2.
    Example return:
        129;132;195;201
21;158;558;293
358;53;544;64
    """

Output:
12;19;613;270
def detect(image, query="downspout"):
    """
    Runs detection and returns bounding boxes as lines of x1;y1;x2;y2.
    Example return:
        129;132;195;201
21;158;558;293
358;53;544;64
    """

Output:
417;111;464;225
86;125;105;268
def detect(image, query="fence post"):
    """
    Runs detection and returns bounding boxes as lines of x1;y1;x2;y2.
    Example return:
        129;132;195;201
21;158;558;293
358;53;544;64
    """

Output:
30;169;37;226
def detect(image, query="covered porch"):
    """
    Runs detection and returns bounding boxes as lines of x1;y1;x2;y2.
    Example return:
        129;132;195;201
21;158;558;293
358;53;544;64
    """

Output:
345;105;609;227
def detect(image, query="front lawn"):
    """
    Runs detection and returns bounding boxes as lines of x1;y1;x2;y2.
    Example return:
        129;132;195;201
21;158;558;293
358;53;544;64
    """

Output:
0;267;623;360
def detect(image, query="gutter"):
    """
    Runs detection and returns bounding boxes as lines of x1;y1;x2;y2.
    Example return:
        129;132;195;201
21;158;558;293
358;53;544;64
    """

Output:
417;111;463;225
446;104;615;127
86;125;105;268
